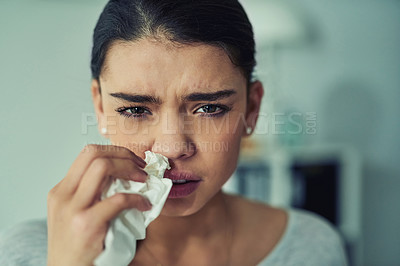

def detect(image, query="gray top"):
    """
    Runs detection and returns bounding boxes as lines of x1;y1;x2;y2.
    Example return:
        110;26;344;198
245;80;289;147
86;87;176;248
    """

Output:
0;209;347;266
258;209;348;266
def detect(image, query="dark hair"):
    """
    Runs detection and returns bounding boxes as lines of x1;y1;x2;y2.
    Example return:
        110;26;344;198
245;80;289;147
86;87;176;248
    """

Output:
91;0;256;86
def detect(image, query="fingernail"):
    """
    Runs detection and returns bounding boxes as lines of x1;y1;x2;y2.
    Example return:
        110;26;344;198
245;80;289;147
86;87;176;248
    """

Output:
136;157;146;168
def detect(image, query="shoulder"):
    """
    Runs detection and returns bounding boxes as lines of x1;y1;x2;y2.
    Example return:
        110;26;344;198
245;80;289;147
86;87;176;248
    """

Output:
0;219;48;266
261;208;348;266
222;194;348;266
289;209;343;246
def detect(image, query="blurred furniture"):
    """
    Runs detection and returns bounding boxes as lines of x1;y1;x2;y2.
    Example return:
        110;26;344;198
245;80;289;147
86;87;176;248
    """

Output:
224;144;362;266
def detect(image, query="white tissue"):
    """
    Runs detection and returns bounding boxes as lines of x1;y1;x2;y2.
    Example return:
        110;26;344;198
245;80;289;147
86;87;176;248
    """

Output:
94;151;172;266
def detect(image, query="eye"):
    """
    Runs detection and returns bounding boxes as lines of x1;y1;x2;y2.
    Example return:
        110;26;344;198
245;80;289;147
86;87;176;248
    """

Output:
195;104;230;117
196;105;221;113
116;106;152;118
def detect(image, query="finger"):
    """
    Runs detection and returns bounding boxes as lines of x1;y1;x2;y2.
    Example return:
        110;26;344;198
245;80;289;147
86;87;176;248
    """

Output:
61;145;146;196
72;157;148;209
87;193;152;225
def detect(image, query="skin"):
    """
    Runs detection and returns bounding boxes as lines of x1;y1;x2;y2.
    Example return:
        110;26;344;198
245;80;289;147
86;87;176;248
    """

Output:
47;38;287;266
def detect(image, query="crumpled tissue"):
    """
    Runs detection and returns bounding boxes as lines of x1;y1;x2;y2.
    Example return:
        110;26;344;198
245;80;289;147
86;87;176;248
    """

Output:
94;151;172;266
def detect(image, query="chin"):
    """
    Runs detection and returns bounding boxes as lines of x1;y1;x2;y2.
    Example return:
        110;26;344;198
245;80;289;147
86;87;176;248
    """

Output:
160;185;226;217
160;197;203;217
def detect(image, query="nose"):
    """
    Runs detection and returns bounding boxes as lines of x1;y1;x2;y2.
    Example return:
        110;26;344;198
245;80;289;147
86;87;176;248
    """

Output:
151;112;196;160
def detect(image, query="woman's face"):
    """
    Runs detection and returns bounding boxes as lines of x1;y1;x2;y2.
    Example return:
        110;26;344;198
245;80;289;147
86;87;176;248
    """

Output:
92;38;262;216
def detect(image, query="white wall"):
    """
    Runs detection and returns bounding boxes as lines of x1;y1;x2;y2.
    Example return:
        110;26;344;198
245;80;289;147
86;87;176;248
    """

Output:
0;0;108;229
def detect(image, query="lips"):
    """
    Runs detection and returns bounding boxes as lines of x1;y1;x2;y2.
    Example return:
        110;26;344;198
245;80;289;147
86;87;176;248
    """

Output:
163;171;202;198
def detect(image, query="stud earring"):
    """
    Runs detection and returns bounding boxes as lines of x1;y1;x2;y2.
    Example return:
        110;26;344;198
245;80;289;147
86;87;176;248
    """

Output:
101;127;107;134
246;127;253;135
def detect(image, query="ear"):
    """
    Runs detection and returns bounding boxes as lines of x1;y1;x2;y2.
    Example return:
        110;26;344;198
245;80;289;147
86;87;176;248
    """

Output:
243;81;264;136
91;79;108;137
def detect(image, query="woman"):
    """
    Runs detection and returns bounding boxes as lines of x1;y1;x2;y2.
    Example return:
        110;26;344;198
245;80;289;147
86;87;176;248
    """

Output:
0;0;347;265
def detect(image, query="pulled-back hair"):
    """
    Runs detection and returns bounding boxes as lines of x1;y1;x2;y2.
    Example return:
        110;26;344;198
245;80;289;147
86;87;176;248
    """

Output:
91;0;256;85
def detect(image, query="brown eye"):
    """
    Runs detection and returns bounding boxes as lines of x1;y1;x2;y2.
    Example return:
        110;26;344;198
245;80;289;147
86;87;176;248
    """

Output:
126;107;148;114
116;106;152;118
195;104;231;118
196;105;221;114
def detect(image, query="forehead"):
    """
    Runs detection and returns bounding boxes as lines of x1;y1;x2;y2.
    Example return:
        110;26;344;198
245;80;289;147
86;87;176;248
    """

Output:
100;39;246;95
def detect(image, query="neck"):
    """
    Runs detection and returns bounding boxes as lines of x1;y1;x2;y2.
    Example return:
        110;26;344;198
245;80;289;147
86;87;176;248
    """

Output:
145;191;230;247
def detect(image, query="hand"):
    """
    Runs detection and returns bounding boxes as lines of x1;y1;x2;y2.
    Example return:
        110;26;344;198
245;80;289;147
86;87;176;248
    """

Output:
47;145;151;266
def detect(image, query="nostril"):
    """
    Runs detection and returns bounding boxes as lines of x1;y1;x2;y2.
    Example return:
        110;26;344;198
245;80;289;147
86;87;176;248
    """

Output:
151;141;196;160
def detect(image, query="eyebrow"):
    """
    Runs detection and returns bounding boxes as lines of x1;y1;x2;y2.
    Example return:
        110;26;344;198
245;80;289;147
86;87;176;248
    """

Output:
109;89;236;104
109;92;162;104
183;89;236;101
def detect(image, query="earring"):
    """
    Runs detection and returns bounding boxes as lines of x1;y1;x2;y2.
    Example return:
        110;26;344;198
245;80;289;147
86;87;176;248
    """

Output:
246;127;253;135
101;127;107;134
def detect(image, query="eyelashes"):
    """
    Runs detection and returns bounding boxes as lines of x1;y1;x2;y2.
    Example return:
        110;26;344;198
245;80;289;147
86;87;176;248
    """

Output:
115;104;231;119
115;106;152;118
195;104;231;117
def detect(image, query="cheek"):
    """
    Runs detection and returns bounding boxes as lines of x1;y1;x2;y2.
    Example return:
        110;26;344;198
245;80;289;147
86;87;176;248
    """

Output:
195;113;244;180
103;110;153;158
197;111;245;143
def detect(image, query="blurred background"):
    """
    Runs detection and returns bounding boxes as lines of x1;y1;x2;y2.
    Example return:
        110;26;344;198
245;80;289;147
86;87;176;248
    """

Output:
0;0;399;265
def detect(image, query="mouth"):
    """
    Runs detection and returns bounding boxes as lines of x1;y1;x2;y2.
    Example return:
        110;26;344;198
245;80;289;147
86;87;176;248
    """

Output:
163;171;202;198
171;179;192;184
